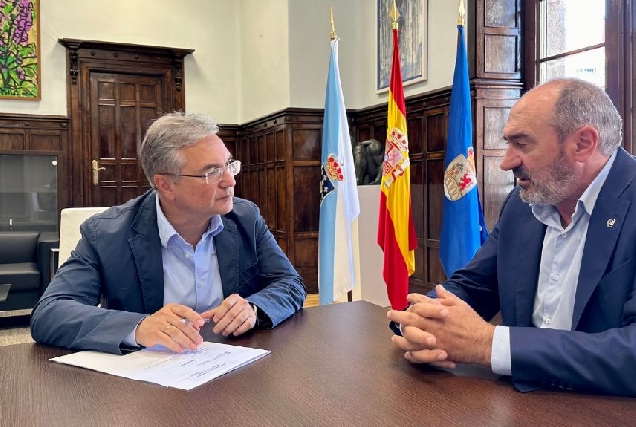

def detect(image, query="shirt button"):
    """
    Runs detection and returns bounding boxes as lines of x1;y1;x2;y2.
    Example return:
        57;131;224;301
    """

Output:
185;253;191;258
561;232;567;238
545;317;552;324
551;274;559;281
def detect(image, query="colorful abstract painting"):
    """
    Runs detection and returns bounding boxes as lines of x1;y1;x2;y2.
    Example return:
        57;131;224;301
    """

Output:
0;0;40;100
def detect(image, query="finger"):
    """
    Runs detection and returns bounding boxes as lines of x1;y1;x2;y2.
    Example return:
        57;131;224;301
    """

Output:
404;348;449;364
407;302;448;319
164;324;201;351
391;335;433;352
406;293;437;304
219;308;250;337
387;309;425;327
388;306;446;328
174;322;204;347
213;299;245;334
231;313;256;336
401;325;437;347
434;284;457;301
159;325;188;353
212;295;239;323
167;304;205;327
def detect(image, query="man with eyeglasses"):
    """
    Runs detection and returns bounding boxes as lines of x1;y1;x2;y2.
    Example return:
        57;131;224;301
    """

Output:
31;112;306;354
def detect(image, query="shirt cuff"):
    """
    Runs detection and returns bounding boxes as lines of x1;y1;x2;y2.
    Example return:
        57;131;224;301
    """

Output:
121;317;146;348
491;325;512;376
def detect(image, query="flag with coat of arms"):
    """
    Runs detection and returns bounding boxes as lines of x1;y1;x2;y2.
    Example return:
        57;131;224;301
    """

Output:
377;13;417;311
318;36;361;305
439;22;489;277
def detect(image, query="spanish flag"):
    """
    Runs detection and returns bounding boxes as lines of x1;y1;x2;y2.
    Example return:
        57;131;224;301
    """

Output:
377;25;417;310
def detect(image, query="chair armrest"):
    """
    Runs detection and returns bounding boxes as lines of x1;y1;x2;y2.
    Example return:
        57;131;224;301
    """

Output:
37;232;60;294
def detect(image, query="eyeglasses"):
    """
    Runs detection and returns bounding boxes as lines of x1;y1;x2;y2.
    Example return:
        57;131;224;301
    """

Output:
161;160;241;184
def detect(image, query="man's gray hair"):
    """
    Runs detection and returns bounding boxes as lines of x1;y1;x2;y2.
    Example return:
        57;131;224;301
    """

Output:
140;112;219;185
547;78;622;156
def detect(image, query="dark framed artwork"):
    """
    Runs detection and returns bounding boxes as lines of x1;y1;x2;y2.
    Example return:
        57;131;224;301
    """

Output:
0;0;40;100
376;0;427;92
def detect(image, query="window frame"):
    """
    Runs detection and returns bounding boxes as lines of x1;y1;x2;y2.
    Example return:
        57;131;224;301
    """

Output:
522;0;634;152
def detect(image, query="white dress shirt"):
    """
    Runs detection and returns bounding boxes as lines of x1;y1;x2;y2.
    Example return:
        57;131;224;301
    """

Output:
491;149;617;375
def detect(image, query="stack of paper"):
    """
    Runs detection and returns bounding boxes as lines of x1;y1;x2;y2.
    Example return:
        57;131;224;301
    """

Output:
50;342;270;390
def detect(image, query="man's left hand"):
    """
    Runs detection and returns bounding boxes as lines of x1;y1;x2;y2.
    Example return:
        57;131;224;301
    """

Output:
202;294;256;337
388;285;495;367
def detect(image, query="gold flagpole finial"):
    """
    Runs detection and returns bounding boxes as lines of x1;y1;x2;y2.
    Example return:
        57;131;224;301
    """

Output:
389;0;400;30
330;6;337;40
458;0;466;26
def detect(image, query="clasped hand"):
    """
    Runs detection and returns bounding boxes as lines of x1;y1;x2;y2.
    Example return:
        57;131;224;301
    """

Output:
135;294;257;352
387;285;495;368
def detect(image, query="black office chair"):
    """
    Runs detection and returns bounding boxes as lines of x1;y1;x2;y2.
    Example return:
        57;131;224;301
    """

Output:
0;231;58;312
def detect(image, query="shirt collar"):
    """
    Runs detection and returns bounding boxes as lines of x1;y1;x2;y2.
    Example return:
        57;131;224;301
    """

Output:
155;195;224;248
531;148;618;223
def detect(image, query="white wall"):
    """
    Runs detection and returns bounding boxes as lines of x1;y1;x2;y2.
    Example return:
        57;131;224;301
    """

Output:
285;0;459;111
287;0;363;112
238;0;290;123
0;0;458;123
0;0;241;123
357;185;391;307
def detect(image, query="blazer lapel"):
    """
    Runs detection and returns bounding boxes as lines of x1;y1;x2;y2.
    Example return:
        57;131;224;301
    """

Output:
515;218;546;326
573;150;635;328
129;192;164;314
215;216;239;297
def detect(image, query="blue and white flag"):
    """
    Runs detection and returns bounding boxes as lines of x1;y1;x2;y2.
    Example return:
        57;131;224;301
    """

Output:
439;24;488;277
319;38;360;304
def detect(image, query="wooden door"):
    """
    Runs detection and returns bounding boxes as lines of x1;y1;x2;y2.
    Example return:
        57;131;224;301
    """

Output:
59;39;193;208
88;72;164;206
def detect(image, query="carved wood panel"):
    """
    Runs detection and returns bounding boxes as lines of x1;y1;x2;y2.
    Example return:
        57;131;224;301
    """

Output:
237;109;322;293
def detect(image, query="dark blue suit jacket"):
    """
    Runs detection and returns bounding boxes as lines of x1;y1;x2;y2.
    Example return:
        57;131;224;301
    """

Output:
444;148;636;396
31;191;306;353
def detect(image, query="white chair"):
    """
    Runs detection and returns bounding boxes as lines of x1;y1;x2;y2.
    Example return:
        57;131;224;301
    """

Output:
57;207;108;268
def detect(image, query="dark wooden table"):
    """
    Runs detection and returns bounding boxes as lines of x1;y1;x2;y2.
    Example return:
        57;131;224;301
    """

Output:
0;301;633;426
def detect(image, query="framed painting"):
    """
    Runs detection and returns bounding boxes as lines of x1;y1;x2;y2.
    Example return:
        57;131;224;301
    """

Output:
0;0;40;100
376;0;428;92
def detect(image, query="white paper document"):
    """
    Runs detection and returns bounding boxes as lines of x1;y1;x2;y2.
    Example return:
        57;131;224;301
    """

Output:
50;342;270;390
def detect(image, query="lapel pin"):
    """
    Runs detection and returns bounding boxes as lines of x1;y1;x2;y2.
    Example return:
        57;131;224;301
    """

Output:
607;218;616;228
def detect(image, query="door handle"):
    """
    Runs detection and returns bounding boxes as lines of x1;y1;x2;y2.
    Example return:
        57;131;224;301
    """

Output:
92;160;106;185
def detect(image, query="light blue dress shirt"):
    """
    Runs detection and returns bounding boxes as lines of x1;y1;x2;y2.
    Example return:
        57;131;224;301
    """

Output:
122;196;225;346
491;149;617;375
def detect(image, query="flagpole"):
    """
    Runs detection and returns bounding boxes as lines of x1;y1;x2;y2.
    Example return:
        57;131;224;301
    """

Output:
390;0;400;29
319;6;361;305
330;6;337;40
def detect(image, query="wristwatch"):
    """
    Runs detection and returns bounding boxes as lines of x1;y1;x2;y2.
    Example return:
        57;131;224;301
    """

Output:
250;303;260;327
249;303;272;328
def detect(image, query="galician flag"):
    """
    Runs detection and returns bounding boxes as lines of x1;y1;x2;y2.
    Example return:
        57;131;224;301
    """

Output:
378;22;417;310
439;23;488;277
318;37;361;305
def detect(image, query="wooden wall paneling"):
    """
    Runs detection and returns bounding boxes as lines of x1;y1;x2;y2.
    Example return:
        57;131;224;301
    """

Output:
218;124;240;196
469;0;521;80
473;90;518;230
422;101;448;293
468;0;523;229
237;109;322;294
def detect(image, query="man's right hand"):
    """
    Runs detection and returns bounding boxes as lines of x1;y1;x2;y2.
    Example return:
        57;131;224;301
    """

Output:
135;304;206;352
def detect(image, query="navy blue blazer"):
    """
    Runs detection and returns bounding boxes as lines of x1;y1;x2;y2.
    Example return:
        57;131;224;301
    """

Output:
444;148;636;396
31;191;306;353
